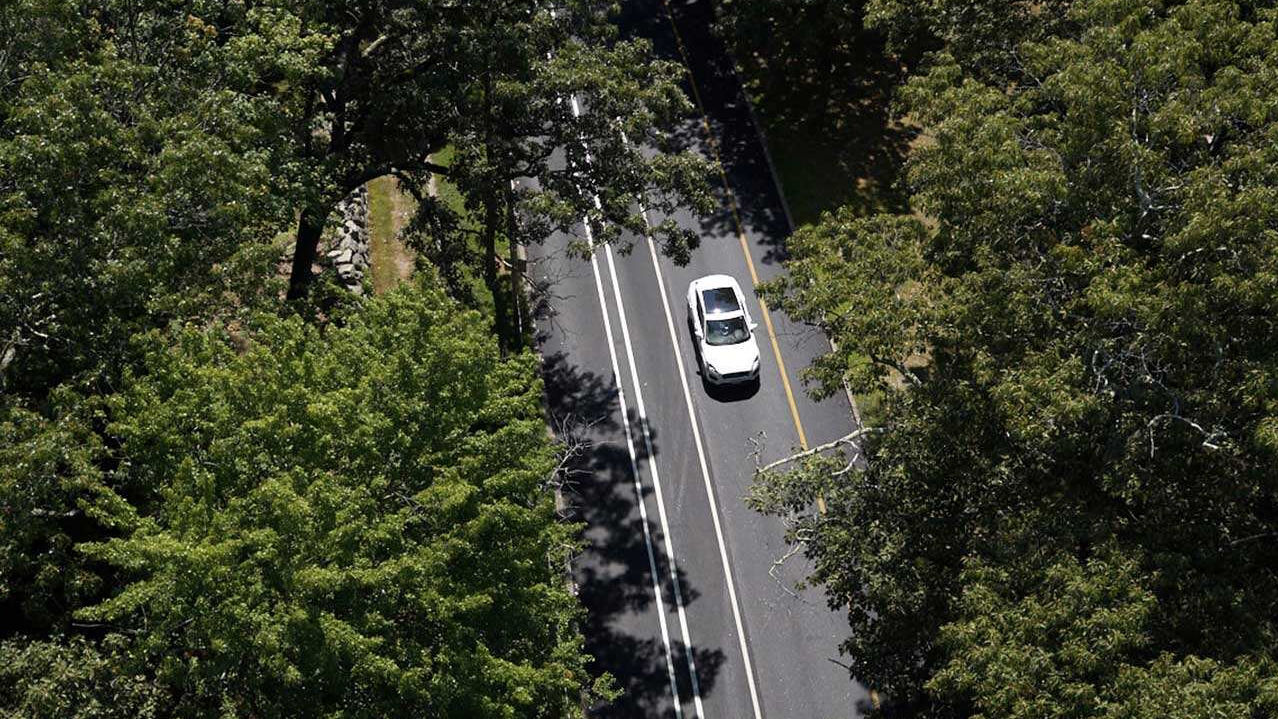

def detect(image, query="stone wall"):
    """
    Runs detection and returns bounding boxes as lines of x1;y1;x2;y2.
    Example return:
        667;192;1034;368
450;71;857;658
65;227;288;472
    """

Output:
326;185;370;295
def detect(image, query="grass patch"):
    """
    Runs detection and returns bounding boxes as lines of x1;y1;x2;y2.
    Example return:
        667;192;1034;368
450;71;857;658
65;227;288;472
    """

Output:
731;22;915;228
426;146;523;344
366;176;411;294
430;146;493;320
765;123;910;228
853;390;885;430
430;146;470;223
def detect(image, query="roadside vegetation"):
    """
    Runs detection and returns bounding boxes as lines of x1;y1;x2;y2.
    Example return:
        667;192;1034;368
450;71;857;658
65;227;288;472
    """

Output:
716;0;917;227
0;1;711;716
721;0;1278;715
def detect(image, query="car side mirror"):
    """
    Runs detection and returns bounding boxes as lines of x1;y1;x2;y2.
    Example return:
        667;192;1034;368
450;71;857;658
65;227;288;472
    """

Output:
693;326;704;339
749;321;758;331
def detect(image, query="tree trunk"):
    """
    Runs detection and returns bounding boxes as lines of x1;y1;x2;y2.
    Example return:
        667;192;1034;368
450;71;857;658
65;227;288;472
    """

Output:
287;206;327;301
506;182;523;346
813;0;839;128
483;195;510;354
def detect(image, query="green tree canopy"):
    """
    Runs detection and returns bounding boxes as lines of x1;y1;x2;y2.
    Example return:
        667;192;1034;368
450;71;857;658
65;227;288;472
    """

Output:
758;0;1278;713
0;1;295;396
235;0;712;301
0;636;167;719
68;280;590;717
929;548;1278;719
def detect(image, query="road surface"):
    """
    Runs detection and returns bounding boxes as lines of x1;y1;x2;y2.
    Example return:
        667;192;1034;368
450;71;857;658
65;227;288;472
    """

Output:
530;0;873;716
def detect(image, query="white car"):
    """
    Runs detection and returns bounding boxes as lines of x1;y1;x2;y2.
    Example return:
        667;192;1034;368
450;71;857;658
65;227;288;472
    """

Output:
686;274;761;385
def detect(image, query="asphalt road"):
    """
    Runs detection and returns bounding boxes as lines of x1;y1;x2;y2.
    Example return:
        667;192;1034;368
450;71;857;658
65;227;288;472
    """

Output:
530;0;873;716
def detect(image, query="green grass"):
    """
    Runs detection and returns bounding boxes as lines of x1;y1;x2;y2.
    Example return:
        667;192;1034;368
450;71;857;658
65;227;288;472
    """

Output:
366;176;403;295
430;146;469;222
853;389;884;431
766;124;907;228
431;146;491;320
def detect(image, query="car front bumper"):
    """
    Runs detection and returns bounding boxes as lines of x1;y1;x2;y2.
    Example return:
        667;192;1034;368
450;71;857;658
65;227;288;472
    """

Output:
706;366;759;385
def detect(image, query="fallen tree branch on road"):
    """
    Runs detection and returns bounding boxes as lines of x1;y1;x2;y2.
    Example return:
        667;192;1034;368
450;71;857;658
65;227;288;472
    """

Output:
755;426;885;475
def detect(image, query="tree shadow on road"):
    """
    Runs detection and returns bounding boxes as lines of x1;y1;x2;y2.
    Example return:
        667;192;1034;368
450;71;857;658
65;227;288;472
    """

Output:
541;351;727;717
619;0;916;265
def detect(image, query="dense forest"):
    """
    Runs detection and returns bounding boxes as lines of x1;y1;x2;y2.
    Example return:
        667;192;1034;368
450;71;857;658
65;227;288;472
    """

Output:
6;0;1278;716
0;1;708;716
722;0;1278;715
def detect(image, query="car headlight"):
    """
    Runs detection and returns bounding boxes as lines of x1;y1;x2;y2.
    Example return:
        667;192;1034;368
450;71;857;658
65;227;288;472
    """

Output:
751;357;760;372
706;363;720;377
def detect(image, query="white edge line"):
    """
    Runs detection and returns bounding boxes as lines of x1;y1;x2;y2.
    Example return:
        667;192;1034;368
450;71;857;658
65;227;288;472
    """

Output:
637;203;766;719
602;242;707;719
585;223;686;719
573;92;701;718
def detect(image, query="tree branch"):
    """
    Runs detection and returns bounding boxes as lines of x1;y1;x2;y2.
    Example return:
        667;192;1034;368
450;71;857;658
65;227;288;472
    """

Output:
870;353;922;387
1227;531;1276;549
756;426;884;474
1147;412;1225;458
361;34;391;59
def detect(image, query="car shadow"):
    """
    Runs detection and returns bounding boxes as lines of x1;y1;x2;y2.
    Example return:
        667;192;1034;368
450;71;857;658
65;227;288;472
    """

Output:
700;376;760;402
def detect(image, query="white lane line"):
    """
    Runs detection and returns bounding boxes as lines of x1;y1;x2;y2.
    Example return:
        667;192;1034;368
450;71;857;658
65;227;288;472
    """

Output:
601;242;707;719
584;227;686;719
572;94;702;717
637;205;766;719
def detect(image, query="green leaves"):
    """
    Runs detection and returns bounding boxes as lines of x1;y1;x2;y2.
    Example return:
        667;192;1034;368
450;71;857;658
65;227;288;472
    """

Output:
760;0;1278;713
72;281;586;717
0;636;167;719
931;549;1278;719
929;549;1157;718
0;32;291;395
761;212;935;397
0;394;112;631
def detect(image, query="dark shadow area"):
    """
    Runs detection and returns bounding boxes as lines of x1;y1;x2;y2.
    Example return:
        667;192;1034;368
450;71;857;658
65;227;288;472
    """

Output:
620;0;793;261
618;0;916;261
701;376;760;403
541;352;621;435
527;244;588;341
540;350;726;717
714;0;917;226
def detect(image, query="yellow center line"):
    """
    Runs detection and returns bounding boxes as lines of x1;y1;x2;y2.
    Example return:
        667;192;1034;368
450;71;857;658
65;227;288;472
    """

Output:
659;1;884;709
661;2;824;514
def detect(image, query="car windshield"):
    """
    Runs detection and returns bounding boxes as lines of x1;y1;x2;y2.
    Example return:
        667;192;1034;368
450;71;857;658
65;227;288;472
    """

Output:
702;287;741;315
705;316;749;345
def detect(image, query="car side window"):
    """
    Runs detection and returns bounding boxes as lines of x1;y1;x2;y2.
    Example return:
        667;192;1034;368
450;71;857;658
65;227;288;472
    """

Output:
697;303;704;329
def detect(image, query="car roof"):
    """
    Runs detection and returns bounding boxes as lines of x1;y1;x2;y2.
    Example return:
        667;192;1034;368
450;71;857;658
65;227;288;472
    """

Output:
693;274;740;290
693;275;746;318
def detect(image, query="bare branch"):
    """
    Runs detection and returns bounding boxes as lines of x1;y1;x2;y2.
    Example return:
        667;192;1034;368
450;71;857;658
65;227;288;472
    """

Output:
769;541;806;598
1227;531;1276;549
757;427;884;475
1147;412;1225;458
870;353;922;387
361;34;391;59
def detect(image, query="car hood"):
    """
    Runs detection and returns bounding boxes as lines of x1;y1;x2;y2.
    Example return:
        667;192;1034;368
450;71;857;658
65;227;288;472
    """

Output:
701;337;760;374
